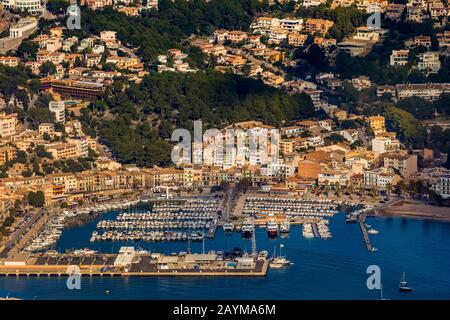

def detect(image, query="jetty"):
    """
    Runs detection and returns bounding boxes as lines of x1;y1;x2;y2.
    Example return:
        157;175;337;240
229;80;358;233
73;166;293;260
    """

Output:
311;223;320;238
0;248;269;277
358;214;373;252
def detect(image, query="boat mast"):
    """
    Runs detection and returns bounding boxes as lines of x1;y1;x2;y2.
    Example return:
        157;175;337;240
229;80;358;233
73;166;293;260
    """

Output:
251;220;256;257
202;227;205;254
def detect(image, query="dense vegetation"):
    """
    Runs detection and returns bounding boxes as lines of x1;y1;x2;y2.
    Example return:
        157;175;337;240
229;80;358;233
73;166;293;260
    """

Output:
384;104;427;148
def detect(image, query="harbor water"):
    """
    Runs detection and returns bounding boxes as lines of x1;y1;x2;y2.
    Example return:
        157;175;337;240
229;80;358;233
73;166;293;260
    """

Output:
1;205;450;300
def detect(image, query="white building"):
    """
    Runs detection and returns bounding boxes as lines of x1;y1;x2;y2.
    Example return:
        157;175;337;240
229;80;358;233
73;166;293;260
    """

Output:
371;136;400;153
1;0;44;14
417;52;441;74
49;101;66;123
363;168;400;189
8;17;38;38
302;0;327;7
279;18;304;32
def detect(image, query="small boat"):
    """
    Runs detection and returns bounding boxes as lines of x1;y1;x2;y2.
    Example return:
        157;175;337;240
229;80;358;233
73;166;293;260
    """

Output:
399;272;412;292
280;220;290;233
368;229;379;235
267;219;278;238
269;244;293;268
257;250;269;260
241;221;254;238
223;222;234;232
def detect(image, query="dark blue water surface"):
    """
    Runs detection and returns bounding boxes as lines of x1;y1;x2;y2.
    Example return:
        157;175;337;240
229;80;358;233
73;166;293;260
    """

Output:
1;205;450;300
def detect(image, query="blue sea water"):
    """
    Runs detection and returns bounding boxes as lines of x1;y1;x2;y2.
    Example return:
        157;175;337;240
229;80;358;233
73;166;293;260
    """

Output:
1;206;450;300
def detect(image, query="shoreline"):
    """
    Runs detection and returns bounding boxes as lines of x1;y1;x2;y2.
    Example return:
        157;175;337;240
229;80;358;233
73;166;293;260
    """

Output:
378;200;450;223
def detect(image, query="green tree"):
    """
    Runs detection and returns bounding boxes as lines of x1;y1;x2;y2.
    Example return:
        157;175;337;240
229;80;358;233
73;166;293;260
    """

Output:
27;191;45;207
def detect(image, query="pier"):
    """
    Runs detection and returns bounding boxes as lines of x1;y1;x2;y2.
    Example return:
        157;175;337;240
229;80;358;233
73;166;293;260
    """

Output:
358;214;373;252
311;223;320;238
0;250;269;278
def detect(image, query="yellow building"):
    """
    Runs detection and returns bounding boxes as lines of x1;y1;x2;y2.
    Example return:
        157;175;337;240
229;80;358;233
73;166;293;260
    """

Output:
368;115;385;133
0;146;17;165
49;27;64;38
288;33;308;47
305;19;334;35
280;139;295;155
0;112;18;138
45;142;79;160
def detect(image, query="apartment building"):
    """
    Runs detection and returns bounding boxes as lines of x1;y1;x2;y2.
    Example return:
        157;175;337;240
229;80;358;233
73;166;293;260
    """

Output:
413;35;431;48
80;0;113;9
434;175;450;199
436;31;450;48
390;49;409;66
381;152;418;178
302;0;327;7
0;56;20;67
396;83;450;101
385;3;406;20
372;136;400;153
49;101;66;123
368;115;385;134
417;52;441;74
318;169;352;187
38;123;55;136
40;79;104;99
279;18;304;32
227;31;248;43
0;146;17;165
1;0;43;14
363;168;400;189
304;19;334;35
45;142;80;160
0;112;18;138
288;33;308;47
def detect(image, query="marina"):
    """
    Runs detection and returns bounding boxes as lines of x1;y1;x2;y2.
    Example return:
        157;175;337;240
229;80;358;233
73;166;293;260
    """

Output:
90;198;220;243
2;214;449;299
1;213;450;299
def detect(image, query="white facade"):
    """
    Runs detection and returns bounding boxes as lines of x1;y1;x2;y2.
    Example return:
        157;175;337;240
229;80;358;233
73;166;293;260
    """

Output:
434;175;450;199
371;137;400;153
9;17;38;38
2;0;43;13
417;52;441;74
49;101;66;124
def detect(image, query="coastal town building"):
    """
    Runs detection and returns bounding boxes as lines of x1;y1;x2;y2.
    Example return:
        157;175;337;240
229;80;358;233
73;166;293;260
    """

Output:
416;52;441;74
372;136;401;153
0;112;18;138
1;0;43;14
0;56;19;67
377;83;450;101
304;19;334;35
381;152;418;178
363;168;400;189
390;50;409;66
49;101;66;123
0;146;16;165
